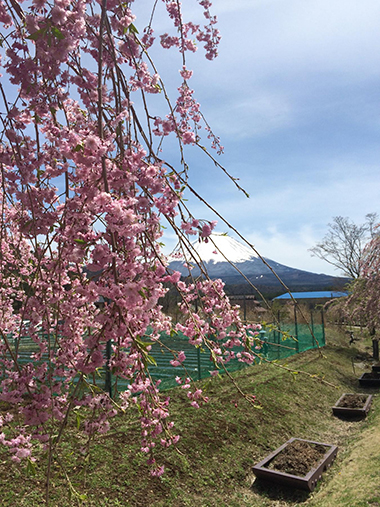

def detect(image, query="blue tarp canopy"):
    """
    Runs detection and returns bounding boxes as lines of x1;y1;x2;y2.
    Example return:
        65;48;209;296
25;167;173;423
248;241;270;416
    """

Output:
274;291;348;300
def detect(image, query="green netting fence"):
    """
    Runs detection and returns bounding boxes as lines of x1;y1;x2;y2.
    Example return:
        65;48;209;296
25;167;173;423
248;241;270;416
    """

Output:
1;311;325;395
145;320;325;391
260;322;325;360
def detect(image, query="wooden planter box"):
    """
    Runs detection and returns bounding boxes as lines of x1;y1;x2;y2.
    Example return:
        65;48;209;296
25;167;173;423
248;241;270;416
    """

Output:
252;438;338;492
359;372;380;387
332;393;372;418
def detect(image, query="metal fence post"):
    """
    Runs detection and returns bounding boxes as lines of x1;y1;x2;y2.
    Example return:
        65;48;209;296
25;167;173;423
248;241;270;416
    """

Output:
105;339;112;398
321;308;326;345
194;297;202;380
277;310;281;359
294;305;299;352
373;339;379;361
310;310;316;347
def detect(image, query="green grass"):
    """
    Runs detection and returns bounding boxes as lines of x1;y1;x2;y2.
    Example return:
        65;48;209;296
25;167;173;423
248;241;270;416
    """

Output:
0;326;378;506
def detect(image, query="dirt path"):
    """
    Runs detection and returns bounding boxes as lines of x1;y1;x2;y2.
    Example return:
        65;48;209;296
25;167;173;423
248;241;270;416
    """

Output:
307;397;380;507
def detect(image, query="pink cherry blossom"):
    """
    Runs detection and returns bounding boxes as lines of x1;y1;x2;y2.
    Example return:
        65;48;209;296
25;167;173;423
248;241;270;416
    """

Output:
0;0;261;493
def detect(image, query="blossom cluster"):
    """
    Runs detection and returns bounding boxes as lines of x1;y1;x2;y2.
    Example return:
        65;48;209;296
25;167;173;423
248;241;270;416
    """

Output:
176;278;262;365
160;0;220;60
343;226;380;332
0;0;258;481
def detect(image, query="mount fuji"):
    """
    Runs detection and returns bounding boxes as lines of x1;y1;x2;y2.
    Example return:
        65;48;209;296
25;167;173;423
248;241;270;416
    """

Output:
168;234;349;296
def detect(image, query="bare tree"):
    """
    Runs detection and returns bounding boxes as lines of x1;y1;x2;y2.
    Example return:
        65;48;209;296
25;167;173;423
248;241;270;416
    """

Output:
309;214;378;278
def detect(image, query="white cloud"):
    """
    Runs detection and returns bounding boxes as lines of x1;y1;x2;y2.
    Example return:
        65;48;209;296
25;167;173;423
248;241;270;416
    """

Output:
245;225;342;275
172;157;379;275
206;0;380;87
138;0;380;280
207;92;292;138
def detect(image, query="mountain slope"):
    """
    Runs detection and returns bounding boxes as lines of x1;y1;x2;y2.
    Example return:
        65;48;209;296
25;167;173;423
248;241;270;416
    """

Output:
168;234;349;294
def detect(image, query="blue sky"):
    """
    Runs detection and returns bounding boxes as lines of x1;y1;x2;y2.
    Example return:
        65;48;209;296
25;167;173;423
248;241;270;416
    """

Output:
1;0;379;277
154;0;380;276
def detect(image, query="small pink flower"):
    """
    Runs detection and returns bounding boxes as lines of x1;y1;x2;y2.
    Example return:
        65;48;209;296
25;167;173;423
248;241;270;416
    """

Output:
201;224;212;238
177;351;186;362
180;66;193;80
182;131;196;144
151;465;165;477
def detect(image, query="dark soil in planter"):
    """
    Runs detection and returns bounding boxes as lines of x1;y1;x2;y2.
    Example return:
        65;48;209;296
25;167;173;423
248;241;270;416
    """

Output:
267;440;328;477
253;438;338;491
332;393;373;419
362;371;380;379
337;393;368;408
359;372;380;387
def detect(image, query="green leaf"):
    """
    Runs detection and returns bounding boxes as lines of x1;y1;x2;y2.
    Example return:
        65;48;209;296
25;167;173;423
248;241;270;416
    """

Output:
129;23;139;34
74;238;86;245
135;337;152;350
138;289;147;299
51;26;65;40
27;28;46;41
145;354;157;366
26;458;36;476
73;143;84;152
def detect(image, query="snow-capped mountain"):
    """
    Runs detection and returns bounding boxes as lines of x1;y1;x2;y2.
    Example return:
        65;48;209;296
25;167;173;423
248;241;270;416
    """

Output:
168;233;349;294
178;233;259;264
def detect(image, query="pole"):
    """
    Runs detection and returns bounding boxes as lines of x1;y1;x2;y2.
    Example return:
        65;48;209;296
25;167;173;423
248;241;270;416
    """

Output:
105;339;112;398
294;305;299;352
194;298;201;380
373;340;379;361
321;308;326;345
310;310;316;347
276;309;281;359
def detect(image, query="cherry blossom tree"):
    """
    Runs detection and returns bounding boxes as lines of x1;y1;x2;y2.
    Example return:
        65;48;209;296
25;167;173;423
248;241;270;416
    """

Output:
0;0;261;500
344;225;380;333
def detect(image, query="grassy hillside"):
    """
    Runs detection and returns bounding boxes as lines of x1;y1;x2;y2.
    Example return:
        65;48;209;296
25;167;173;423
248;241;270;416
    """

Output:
0;326;379;506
